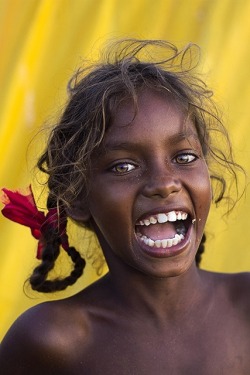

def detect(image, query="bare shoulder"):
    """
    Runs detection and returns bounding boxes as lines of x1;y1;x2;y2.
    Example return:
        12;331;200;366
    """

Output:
203;270;250;318
0;292;94;375
0;299;90;375
0;275;115;375
222;271;250;306
226;271;250;313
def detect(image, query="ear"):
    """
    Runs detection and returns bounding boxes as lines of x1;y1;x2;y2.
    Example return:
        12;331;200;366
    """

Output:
66;200;91;223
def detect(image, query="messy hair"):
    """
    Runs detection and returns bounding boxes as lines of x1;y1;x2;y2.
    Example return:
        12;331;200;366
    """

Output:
30;39;242;292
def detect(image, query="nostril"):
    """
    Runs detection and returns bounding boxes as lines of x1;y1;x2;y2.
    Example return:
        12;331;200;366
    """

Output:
142;176;181;199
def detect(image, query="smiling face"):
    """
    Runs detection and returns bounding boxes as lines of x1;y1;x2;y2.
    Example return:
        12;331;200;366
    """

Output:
80;89;212;278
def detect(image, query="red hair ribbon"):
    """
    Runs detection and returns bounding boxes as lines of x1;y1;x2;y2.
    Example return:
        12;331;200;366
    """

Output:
1;186;69;259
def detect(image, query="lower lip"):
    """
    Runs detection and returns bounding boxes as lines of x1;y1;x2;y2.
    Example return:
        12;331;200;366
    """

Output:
136;226;192;259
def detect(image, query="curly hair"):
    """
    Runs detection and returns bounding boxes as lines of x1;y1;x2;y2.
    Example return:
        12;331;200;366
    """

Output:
31;39;243;292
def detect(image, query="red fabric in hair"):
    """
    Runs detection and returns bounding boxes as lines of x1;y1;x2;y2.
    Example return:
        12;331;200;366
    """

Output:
1;186;69;259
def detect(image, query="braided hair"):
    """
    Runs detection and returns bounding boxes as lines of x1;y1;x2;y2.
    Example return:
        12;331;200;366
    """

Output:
29;195;85;293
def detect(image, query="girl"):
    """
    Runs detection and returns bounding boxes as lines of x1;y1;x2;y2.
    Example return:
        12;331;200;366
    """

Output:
0;39;249;374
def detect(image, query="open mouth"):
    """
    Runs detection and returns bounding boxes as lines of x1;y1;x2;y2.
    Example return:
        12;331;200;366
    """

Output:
135;210;191;249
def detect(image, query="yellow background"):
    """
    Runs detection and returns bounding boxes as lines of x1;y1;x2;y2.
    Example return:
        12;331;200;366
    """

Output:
1;0;250;340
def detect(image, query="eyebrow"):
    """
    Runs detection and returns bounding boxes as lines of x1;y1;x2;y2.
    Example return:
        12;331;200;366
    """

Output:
104;131;199;151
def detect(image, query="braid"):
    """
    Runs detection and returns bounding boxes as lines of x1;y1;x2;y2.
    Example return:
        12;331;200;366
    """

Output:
29;196;86;293
30;246;86;293
195;233;206;267
29;233;60;291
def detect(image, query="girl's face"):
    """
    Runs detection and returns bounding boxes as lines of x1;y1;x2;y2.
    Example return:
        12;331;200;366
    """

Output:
82;89;212;278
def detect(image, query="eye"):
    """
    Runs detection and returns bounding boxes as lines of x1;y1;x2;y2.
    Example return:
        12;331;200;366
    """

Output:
111;162;136;174
175;153;197;164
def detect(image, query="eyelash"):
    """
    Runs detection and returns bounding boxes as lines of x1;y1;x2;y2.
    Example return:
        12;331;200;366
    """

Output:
111;162;136;174
110;152;198;175
174;152;198;164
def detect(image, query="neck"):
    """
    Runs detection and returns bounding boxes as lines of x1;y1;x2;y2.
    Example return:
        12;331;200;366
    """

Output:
104;251;207;323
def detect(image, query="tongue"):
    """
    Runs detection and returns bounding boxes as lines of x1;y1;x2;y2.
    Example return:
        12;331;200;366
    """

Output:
138;222;176;240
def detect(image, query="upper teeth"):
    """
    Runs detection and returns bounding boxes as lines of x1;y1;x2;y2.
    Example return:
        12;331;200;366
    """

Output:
137;211;188;226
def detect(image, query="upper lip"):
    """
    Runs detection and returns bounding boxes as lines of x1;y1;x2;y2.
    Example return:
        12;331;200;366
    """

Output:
135;205;193;224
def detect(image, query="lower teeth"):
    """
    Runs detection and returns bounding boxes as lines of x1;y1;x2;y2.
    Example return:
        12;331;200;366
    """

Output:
138;233;184;248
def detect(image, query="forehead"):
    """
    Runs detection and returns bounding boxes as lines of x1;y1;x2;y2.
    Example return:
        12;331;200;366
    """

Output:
104;89;198;145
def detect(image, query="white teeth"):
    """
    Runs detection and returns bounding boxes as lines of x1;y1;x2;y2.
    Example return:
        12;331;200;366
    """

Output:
138;233;184;249
155;240;162;248
167;240;172;247
148;239;154;247
161;239;168;248
150;217;157;224
172;236;179;245
157;213;168;223
177;212;182;220
139;211;189;226
168;211;176;222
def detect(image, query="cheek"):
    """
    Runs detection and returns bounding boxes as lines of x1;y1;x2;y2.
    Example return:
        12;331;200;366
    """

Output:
87;182;133;243
192;166;212;224
197;173;212;203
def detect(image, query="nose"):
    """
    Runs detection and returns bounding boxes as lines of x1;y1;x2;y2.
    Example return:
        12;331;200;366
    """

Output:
141;165;182;199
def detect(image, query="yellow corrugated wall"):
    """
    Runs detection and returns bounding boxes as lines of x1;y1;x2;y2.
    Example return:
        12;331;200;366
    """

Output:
1;0;250;340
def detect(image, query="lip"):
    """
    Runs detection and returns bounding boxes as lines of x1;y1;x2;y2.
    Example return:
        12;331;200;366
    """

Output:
135;217;193;259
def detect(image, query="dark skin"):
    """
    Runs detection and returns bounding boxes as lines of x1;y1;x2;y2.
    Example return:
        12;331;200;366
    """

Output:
0;90;249;374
